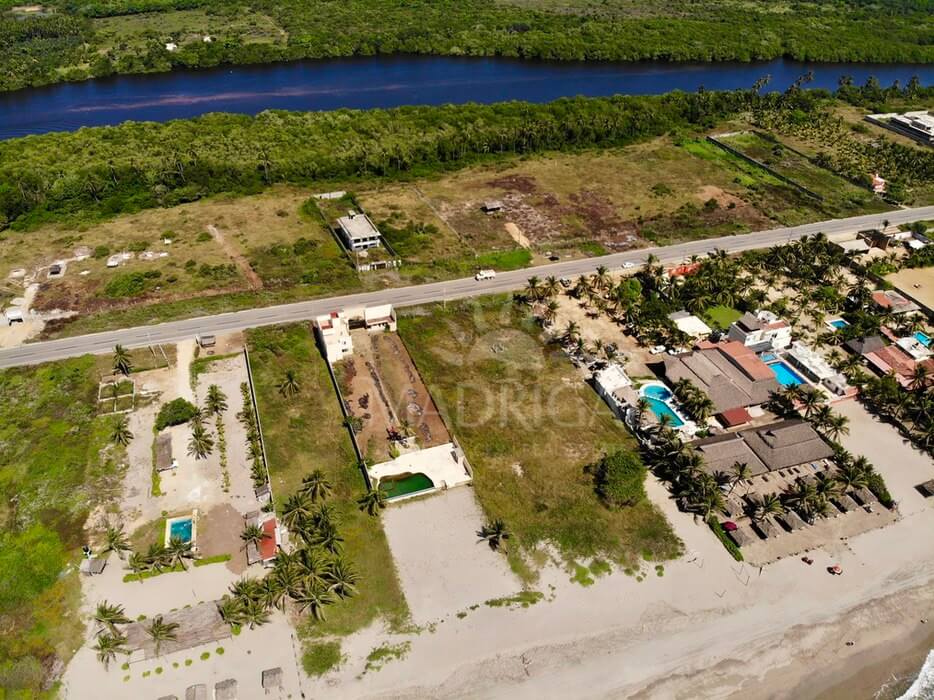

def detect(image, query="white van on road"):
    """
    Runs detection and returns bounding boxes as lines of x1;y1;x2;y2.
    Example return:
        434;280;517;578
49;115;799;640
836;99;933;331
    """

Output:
475;269;496;281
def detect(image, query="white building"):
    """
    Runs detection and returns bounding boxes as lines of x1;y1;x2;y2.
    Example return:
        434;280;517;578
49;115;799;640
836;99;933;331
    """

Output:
314;311;353;364
896;336;932;361
784;341;849;396
668;310;712;339
726;310;792;351
314;304;398;364
337;211;381;251
593;363;632;418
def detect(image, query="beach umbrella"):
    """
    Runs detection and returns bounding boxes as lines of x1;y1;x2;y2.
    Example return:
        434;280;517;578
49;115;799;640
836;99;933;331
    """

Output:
722;521;738;532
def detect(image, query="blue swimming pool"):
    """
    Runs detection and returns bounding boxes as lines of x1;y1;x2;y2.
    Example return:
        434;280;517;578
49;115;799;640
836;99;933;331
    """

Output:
915;331;932;348
830;319;849;330
760;353;777;362
642;384;674;401
168;518;193;543
768;360;805;387
645;397;685;427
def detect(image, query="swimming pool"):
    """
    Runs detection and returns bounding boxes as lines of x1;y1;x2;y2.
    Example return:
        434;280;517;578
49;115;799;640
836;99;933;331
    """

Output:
378;472;435;500
642;384;674;401
165;516;194;545
639;383;685;428
915;331;932;348
767;360;806;387
644;397;685;427
829;319;849;330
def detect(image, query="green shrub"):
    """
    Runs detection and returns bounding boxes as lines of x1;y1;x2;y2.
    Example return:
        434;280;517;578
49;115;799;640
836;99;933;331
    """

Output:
103;272;149;298
155;398;198;430
92;245;111;259
707;517;743;561
590;451;647;509
303;641;342;676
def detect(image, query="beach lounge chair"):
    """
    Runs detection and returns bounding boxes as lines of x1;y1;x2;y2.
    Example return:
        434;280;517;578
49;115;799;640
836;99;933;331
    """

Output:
780;510;807;531
185;685;207;700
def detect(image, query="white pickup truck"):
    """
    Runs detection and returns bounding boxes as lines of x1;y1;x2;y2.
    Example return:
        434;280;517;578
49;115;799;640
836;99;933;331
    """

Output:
475;269;496;281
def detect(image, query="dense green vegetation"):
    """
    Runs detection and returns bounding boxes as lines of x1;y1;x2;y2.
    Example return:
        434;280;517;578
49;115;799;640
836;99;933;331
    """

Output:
0;89;807;230
3;0;934;92
0;356;117;695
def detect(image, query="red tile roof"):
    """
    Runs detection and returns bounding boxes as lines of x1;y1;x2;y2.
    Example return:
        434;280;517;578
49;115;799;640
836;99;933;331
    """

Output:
717;340;775;381
718;407;752;427
260;518;278;562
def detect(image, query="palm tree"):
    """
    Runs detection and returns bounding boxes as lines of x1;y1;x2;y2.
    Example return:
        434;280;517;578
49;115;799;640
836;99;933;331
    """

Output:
93;632;129;669
296;548;334;589
217;595;245;626
205;384;228;416
524;275;542;302
728;461;752;495
110;416;134;446
543;276;560;298
308;521;344;554
145;542;168;572
293;581;337;621
327;558;359;599
146;615;180;656
127;551;148;581
112;344;132;376
281;492;314;530
94;601;131;634
300;470;333;503
594;265;610;290
815;473;843;501
240;596;271;629
477;519;510;552
799;389;824;419
103;523;131;560
836;463;870;491
240;523;270;550
187;425;214;459
357;488;386;516
278;369;301;399
909;365;929;392
543;299;559;325
165;536;195;570
822;414;850;442
562;320;580;344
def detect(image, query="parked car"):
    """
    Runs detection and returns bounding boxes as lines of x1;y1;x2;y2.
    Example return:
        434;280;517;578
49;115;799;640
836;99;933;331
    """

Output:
649;345;667;355
560;277;572;288
622;261;635;269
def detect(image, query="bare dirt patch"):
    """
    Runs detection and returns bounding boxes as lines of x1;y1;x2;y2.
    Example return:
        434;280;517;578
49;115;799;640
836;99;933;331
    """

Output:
198;503;248;574
207;224;263;290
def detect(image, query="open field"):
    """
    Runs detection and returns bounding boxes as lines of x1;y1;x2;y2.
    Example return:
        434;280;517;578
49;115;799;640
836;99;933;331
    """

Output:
717;131;890;217
1;135;899;340
245;324;409;638
886;266;934;314
0;355;121;695
397;295;681;579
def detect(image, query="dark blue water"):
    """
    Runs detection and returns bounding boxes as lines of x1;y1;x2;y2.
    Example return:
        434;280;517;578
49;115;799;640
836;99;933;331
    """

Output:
0;56;931;139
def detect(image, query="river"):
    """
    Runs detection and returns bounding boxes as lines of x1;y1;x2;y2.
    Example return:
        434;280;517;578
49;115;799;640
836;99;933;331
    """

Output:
0;56;931;140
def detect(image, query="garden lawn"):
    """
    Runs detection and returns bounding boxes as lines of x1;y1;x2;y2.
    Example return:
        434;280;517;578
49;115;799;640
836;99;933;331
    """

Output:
246;324;409;638
702;304;743;330
398;295;681;580
0;356;122;696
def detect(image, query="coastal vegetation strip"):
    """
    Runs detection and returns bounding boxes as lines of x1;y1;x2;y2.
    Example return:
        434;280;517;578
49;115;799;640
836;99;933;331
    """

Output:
3;0;934;92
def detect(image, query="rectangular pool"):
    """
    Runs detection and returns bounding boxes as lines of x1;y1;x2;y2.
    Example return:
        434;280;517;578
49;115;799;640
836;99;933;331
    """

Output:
767;360;806;387
165;517;193;544
915;331;932;348
830;319;849;330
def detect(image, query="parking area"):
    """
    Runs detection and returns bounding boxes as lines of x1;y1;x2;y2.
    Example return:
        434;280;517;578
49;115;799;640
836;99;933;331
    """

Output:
381;488;519;624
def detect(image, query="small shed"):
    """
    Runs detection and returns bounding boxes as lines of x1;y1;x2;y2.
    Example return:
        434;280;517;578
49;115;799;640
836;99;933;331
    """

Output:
728;524;756;547
262;667;283;691
197;334;216;348
481;200;503;214
780;510;807;531
155;432;176;472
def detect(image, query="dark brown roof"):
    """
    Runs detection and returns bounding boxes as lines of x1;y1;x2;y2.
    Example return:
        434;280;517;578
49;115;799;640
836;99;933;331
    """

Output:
155;432;173;471
740;419;833;471
661;343;779;413
844;335;885;356
691;432;768;476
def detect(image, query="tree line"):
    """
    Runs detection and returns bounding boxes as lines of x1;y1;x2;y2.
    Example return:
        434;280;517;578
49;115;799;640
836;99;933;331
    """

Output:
0;88;809;230
3;0;934;92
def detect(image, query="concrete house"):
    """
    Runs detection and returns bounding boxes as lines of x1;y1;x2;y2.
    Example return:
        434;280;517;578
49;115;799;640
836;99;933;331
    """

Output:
337;211;381;252
726;310;792;351
314;310;353;364
592;363;634;419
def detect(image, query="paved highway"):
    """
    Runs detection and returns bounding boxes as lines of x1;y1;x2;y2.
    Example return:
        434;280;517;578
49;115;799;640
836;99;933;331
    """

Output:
2;206;932;369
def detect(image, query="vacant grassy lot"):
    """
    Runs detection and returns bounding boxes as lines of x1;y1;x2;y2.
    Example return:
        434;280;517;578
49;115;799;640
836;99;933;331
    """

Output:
246;324;409;638
398;295;681;579
718;131;889;217
0;356;123;695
